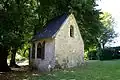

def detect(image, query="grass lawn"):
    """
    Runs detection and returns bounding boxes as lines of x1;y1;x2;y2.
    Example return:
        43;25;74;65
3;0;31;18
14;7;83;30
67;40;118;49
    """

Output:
1;60;120;80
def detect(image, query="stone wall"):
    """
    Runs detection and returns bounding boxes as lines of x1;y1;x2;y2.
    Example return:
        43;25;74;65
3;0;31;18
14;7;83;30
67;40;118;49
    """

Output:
55;14;84;68
31;39;55;72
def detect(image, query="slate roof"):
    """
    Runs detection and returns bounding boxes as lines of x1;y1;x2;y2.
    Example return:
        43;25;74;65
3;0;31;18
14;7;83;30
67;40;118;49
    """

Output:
32;13;69;42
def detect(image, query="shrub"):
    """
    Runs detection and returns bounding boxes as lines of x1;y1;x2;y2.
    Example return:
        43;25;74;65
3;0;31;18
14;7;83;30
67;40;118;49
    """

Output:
87;47;120;60
102;49;113;60
98;48;117;60
87;50;98;60
112;51;120;59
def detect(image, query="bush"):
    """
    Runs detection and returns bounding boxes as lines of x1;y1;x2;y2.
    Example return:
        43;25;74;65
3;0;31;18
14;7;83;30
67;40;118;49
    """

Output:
87;47;120;60
87;50;98;60
98;48;120;60
98;49;114;60
112;52;120;59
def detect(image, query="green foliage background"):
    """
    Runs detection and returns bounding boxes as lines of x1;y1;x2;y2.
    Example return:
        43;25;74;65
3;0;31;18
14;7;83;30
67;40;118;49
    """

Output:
0;0;117;61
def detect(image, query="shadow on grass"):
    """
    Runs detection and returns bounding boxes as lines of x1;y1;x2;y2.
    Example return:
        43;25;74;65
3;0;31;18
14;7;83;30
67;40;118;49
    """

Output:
0;66;42;80
0;61;89;80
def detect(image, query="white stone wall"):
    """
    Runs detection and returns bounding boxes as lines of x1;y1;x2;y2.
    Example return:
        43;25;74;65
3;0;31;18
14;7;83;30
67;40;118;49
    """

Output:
31;39;55;72
55;14;84;68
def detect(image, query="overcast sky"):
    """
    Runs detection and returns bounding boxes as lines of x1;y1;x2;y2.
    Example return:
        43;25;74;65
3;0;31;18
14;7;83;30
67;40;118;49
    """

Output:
97;0;120;47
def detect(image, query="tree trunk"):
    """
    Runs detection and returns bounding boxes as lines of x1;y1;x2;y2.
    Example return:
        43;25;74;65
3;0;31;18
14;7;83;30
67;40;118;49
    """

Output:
0;48;11;72
102;43;105;49
10;49;20;68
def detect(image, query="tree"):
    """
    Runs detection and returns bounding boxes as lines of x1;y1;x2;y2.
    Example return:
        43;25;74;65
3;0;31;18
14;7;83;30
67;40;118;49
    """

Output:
0;0;34;71
0;9;11;72
97;12;117;49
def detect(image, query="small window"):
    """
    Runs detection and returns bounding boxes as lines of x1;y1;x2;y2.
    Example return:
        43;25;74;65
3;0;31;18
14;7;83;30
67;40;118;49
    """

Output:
70;25;74;37
41;41;45;59
37;42;42;58
37;41;45;59
32;43;35;59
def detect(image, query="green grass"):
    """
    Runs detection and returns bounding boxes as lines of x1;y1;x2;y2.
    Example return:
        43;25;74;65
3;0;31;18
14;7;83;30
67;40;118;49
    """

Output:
2;60;120;80
26;60;120;80
28;60;120;80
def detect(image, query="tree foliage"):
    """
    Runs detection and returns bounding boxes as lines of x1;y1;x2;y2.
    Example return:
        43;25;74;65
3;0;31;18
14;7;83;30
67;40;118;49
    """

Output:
98;12;117;49
0;0;35;70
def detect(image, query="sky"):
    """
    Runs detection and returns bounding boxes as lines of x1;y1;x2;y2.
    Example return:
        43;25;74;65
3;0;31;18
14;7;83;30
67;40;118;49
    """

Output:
96;0;120;47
